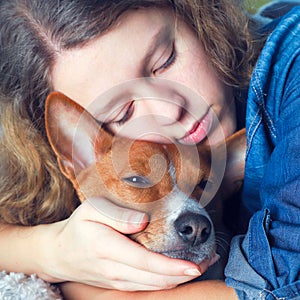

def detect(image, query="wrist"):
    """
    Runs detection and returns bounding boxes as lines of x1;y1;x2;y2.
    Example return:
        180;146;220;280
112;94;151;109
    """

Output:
33;221;66;283
0;222;62;282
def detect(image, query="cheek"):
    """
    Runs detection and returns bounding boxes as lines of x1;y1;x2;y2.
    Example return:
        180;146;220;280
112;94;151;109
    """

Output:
130;217;169;249
185;60;227;104
164;60;228;117
168;29;228;106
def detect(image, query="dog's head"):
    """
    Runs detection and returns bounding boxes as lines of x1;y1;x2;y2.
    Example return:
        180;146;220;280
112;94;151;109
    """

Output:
45;92;245;267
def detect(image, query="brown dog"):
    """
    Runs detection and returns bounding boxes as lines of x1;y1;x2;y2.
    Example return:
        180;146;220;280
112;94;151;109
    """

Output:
45;92;246;279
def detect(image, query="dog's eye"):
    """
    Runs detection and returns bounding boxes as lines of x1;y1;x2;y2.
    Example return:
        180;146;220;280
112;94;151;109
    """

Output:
122;176;151;188
198;178;213;191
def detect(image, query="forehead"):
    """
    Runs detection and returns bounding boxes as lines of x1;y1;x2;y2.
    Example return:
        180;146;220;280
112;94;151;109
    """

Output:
108;138;170;175
51;8;176;108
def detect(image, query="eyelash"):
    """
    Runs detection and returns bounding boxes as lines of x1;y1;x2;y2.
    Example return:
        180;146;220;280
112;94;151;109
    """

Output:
113;101;135;126
109;45;176;127
154;43;176;74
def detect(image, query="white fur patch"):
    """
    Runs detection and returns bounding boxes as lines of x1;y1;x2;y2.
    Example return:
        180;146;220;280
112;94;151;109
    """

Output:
0;271;62;300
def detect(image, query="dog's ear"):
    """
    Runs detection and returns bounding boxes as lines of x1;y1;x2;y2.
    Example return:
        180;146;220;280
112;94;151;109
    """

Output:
45;92;113;180
222;128;246;196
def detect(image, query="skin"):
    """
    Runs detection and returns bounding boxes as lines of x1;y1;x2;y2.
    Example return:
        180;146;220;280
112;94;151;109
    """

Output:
50;8;239;298
0;7;238;299
0;201;205;289
52;8;237;146
61;280;237;300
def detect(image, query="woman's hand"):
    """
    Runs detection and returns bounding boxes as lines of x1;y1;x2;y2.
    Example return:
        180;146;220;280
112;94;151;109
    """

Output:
37;198;208;291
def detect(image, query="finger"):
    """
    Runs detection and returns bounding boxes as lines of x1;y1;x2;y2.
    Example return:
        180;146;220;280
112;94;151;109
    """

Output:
76;198;149;234
93;258;200;290
86;278;178;291
99;280;178;292
97;225;202;277
86;281;175;292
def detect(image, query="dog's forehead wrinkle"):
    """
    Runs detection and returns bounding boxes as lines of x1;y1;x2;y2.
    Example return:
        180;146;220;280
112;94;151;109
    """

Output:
46;94;237;271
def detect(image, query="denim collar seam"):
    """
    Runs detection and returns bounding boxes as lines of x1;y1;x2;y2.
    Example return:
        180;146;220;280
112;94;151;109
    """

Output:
246;108;262;160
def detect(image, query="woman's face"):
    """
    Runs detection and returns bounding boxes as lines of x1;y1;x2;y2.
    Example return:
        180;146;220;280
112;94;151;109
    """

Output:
51;8;236;145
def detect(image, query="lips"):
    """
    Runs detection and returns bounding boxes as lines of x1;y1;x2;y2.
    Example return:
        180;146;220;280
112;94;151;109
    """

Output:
179;109;213;145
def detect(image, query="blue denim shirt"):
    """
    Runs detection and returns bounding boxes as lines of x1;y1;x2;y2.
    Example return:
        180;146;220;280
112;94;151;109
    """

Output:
225;8;300;300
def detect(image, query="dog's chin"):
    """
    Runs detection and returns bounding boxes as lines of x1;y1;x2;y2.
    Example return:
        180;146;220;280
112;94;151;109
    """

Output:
158;249;219;266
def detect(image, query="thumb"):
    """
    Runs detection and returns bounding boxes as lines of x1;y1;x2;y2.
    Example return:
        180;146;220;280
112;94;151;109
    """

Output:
76;197;148;234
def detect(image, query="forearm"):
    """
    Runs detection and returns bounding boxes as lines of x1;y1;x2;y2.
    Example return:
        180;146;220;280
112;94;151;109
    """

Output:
61;280;237;300
0;222;61;282
0;201;202;291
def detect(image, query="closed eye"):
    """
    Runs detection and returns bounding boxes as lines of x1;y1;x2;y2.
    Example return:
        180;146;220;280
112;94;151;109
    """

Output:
112;101;135;126
153;43;176;74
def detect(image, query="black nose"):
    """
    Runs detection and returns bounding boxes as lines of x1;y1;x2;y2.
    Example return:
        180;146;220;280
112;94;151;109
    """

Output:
174;212;212;246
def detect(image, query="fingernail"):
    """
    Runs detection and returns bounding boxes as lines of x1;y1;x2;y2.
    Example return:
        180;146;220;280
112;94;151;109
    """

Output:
128;212;148;227
184;268;201;276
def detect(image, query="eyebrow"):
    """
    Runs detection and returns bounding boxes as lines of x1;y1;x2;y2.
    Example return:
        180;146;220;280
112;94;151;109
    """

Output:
140;25;174;75
93;26;174;121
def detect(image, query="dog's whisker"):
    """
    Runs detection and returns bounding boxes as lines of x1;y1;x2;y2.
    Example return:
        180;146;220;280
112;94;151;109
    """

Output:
215;230;231;255
215;237;230;255
215;232;231;243
215;230;231;238
216;238;230;248
45;93;245;281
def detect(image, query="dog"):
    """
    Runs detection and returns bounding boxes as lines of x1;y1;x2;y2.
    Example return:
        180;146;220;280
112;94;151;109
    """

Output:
45;92;246;279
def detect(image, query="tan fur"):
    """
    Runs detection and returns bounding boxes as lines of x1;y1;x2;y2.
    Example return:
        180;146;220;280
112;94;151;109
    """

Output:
45;92;246;276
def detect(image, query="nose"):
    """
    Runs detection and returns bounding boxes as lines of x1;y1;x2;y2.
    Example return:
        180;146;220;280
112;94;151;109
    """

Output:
174;212;212;246
133;79;185;125
135;98;183;127
114;97;185;143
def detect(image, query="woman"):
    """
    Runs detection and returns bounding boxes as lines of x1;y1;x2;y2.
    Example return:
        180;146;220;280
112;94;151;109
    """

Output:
0;1;299;299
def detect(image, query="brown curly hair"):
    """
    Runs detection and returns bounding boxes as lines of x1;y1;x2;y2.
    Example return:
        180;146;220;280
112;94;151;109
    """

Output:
0;0;263;225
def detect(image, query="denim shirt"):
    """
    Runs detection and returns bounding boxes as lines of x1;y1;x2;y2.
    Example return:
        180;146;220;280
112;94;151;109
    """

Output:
225;8;300;300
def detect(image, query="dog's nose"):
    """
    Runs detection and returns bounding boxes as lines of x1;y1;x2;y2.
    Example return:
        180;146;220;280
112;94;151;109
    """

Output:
174;213;212;246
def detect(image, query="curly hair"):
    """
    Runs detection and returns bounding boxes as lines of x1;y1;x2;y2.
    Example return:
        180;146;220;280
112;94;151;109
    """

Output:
0;98;78;225
0;0;263;225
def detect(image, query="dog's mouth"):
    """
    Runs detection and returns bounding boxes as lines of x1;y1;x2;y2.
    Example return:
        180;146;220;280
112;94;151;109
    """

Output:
158;248;219;266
